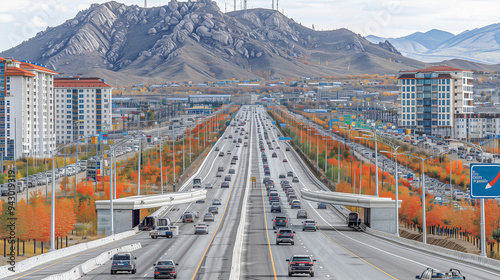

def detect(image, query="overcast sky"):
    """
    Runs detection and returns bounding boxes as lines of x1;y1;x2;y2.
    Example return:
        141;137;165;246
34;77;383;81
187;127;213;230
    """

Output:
1;0;499;52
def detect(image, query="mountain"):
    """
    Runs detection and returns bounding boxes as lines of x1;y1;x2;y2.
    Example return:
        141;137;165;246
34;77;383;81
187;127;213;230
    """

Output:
367;25;500;65
0;0;426;84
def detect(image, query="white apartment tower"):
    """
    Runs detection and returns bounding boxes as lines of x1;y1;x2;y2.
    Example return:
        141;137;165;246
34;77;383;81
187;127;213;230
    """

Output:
0;57;57;160
397;66;474;137
54;77;113;143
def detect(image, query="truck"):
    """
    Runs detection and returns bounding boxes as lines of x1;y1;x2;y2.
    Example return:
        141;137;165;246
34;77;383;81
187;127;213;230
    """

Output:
193;178;202;188
346;212;361;227
150;226;174;239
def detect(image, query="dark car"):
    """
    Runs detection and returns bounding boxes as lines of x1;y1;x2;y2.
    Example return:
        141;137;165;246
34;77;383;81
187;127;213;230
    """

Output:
218;166;224;172
286;255;316;277
272;152;277;158
290;200;301;209
292;177;299;183
111;253;137;274
272;215;288;229
286;147;290;151
317;203;327;209
221;182;230;188
287;171;294;177
271;202;281;213
153;260;178;279
229;169;235;174
279;174;286;179
302;220;317;231
275;228;295;245
225;175;232;181
209;206;219;214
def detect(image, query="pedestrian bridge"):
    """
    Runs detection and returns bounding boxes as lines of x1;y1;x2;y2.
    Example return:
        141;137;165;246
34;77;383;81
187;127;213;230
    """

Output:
301;189;402;234
96;189;207;235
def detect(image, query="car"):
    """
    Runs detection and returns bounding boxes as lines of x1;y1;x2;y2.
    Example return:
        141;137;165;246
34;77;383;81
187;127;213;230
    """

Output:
288;195;298;203
291;200;301;209
221;182;229;188
271;202;282;213
194;224;209;235
416;268;465;280
287;171;294;177
297;210;308;219
279;174;286;179
153;260;178;279
275;228;295;245
209;206;219;214
302;220;317;231
272;215;288;229
205;184;213;189
286;255;316;277
150;226;174;239
182;213;195;223
283;159;288;162
218;166;224;172
212;198;222;205
203;212;215;222
285;147;290;151
317;203;327;209
272;152;277;158
215;147;220;151
276;146;280;149
219;152;225;157
195;198;205;204
216;172;222;178
225;175;232;181
227;150;232;154
229;169;235;174
292;177;299;183
110;253;137;274
232;155;239;160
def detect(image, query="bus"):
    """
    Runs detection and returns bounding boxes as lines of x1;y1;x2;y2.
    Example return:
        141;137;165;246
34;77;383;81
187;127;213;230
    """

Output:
86;157;104;181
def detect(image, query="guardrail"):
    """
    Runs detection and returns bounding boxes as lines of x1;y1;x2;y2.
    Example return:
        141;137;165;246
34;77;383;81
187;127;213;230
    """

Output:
365;227;500;273
0;230;138;279
41;242;142;280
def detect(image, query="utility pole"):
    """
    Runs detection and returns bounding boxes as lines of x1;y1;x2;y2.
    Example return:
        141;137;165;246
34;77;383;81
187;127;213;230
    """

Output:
137;138;141;196
160;138;163;194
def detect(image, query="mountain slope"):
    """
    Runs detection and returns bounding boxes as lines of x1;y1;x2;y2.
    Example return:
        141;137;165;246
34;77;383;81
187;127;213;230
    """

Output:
368;25;500;65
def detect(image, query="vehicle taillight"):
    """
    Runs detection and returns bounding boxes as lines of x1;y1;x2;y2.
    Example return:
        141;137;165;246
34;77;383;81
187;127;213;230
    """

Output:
290;234;293;236
274;220;277;223
277;234;281;236
285;220;288;223
290;262;296;265
155;271;159;274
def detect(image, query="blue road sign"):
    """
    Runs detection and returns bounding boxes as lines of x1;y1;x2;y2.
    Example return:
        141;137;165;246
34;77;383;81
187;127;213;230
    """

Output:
280;123;286;127
272;121;276;125
278;137;292;141
470;164;500;198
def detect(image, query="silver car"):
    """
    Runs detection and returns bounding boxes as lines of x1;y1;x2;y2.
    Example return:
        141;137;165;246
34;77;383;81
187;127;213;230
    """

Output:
194;224;209;235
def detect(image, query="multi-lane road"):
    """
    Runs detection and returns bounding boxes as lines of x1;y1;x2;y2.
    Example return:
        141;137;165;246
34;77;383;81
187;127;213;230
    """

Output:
6;106;500;279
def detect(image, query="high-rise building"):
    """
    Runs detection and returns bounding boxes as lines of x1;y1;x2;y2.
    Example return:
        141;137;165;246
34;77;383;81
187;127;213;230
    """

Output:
0;57;57;160
397;66;474;137
54;77;113;143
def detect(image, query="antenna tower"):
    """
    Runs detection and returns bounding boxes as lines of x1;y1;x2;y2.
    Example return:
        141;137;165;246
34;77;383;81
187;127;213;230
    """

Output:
272;0;274;10
244;0;247;17
234;0;236;11
144;0;147;8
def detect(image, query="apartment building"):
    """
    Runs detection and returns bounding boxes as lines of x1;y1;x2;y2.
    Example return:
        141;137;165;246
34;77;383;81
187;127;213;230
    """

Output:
53;77;112;143
397;66;474;137
0;57;57;160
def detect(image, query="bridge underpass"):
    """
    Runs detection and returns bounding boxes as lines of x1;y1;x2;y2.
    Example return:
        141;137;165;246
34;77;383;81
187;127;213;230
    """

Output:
95;189;206;235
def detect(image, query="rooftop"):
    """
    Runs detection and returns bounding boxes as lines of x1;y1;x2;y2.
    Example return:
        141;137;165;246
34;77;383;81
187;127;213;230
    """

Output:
54;77;112;88
402;66;470;73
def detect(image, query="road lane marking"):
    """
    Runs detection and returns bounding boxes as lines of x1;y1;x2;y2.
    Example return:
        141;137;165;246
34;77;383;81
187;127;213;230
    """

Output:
229;113;254;279
260;171;278;280
190;116;250;280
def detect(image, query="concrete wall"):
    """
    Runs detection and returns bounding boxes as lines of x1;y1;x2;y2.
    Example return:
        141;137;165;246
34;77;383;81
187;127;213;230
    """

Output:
97;209;133;236
368;207;396;234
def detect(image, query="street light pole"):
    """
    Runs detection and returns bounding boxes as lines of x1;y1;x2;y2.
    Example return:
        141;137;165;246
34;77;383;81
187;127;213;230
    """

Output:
50;151;56;251
138;138;142;196
381;146;401;237
160;138;163;194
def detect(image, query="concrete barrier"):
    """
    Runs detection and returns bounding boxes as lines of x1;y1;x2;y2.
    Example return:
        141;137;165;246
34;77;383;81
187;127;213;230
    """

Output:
0;230;137;279
41;242;142;280
365;227;500;272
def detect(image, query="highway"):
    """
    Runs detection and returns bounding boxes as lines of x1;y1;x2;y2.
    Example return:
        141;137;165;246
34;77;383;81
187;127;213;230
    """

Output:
6;105;500;280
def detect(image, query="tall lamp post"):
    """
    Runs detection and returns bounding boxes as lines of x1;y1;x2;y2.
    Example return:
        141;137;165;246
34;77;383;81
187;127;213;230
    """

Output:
381;145;402;237
356;129;380;197
446;139;487;257
404;150;449;244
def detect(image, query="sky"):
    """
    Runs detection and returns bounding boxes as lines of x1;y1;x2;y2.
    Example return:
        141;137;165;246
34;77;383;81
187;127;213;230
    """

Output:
0;0;499;52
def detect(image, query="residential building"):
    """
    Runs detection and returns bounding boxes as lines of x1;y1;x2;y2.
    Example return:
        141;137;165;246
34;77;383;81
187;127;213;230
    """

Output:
0;57;57;160
53;77;113;143
397;66;474;137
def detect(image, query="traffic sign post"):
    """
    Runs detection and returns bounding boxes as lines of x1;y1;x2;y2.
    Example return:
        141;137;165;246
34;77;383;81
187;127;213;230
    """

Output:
278;137;292;141
251;176;256;188
470;164;500;198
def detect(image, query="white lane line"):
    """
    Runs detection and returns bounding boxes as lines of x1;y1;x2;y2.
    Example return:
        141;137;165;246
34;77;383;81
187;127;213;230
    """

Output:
229;111;254;280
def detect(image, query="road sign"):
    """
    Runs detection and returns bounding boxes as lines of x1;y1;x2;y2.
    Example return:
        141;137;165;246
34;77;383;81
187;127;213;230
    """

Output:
470;164;500;198
407;174;413;183
278;137;292;141
251;176;256;182
272;121;276;125
280;123;286;127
